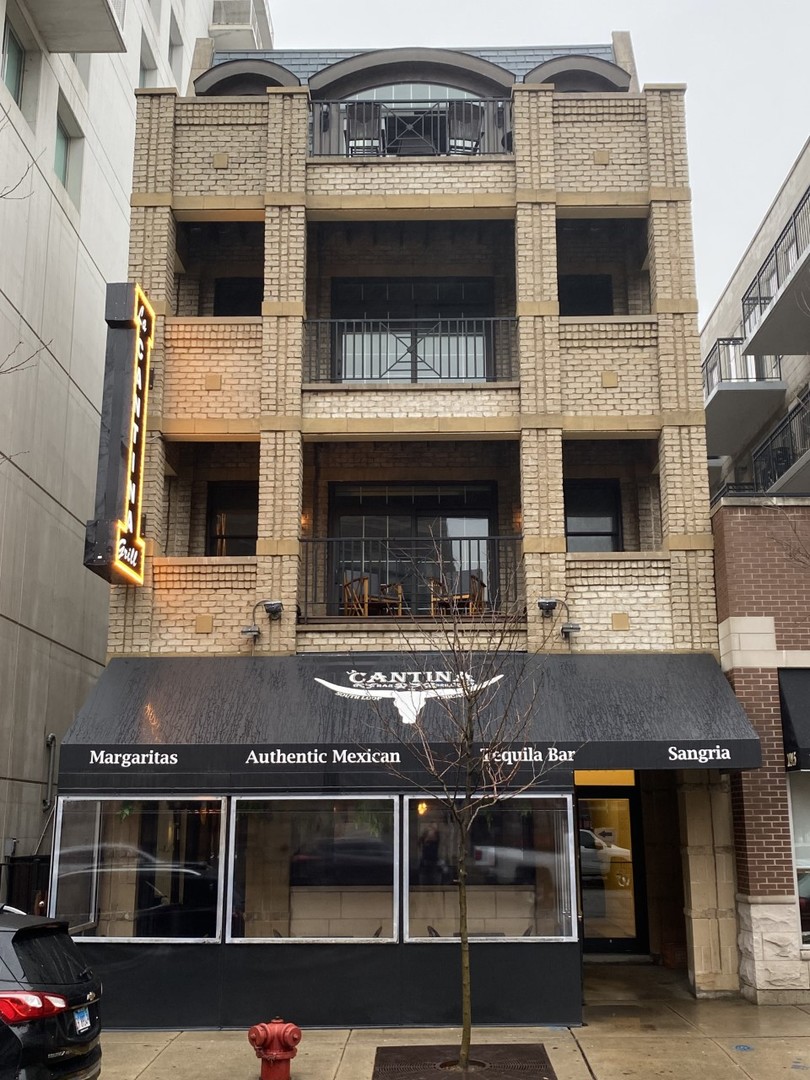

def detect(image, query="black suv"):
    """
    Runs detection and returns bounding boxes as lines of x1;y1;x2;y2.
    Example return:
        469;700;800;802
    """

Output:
0;910;101;1080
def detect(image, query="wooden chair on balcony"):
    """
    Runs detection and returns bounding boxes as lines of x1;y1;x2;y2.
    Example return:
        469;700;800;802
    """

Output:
342;571;404;617
428;569;486;617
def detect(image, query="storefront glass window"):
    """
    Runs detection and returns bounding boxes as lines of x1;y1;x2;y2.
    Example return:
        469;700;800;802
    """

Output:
405;795;575;940
789;773;810;944
230;797;397;941
52;799;225;940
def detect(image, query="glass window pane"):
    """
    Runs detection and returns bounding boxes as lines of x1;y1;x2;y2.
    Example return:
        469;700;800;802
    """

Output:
54;118;69;185
54;800;223;939
578;798;636;940
790;774;810;944
2;21;24;104
231;798;396;940
406;797;574;940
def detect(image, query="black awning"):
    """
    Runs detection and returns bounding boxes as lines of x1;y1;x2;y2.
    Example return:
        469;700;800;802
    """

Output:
780;669;810;770
59;652;761;793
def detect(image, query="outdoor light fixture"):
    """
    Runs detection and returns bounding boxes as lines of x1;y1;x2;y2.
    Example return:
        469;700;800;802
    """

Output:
262;601;284;621
537;598;558;617
560;622;581;639
241;625;260;639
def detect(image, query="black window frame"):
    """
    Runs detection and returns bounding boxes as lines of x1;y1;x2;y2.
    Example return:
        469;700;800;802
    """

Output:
564;479;622;552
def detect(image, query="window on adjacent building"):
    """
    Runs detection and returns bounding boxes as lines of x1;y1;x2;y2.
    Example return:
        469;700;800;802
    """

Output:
54;96;83;203
2;18;24;104
790;773;810;945
54;116;70;184
139;34;157;88
168;9;183;86
206;481;259;556
564;480;622;552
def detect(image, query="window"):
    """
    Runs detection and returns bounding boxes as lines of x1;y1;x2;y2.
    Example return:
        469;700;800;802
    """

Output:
405;795;575;940
331;277;495;382
564;480;621;552
2;18;24;104
559;274;613;316
54;116;70;184
331;481;496;615
54;97;83;203
52;799;225;940
790;773;810;945
229;798;397;941
139;34;157;88
206;481;259;556
168;9;183;86
213;277;263;316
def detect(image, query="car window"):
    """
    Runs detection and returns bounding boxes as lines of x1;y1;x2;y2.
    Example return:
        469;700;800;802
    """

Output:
2;927;89;986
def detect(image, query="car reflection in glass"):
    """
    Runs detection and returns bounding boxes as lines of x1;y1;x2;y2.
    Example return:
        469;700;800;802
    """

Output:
289;836;394;886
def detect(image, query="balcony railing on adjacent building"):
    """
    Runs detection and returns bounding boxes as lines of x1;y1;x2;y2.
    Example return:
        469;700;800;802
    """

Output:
742;186;810;337
701;337;781;398
303;318;517;383
311;99;512;157
753;390;810;491
298;536;523;621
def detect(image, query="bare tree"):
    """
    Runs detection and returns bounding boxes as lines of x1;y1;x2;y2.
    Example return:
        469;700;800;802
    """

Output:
766;500;810;568
345;569;569;1071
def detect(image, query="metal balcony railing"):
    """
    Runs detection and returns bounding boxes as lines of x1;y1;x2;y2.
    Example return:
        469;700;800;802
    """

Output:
742;185;810;336
303;318;517;383
298;536;523;621
752;390;810;489
701;337;781;398
310;99;512;157
211;0;258;29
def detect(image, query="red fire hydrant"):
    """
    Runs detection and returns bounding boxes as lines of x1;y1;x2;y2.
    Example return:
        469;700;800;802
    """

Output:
247;1017;302;1080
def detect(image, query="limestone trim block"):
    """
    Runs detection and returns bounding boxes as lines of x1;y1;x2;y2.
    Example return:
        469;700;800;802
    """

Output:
737;896;810;995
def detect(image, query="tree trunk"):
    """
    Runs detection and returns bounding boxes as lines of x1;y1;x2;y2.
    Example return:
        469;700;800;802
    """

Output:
457;821;472;1070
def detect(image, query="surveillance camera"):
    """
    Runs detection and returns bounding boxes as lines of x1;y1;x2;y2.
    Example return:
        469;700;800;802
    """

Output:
263;601;284;621
537;598;558;617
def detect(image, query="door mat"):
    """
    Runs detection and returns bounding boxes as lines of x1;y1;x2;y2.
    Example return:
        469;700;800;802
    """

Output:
372;1044;556;1079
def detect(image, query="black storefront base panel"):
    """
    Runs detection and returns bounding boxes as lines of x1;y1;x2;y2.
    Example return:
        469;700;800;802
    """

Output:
77;941;582;1028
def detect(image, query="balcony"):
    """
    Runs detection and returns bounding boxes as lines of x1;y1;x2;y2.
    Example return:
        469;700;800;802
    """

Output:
742;186;810;355
303;319;517;384
209;0;273;49
752;391;810;494
702;337;785;457
298;536;522;621
26;0;124;52
311;99;512;158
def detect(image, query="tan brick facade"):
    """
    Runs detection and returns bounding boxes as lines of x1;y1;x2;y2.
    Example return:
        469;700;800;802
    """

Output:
110;58;734;999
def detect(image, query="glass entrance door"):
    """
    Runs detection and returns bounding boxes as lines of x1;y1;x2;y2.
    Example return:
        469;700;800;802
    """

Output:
578;788;647;953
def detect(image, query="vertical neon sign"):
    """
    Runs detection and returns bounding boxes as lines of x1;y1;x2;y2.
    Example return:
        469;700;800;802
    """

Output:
112;285;154;584
85;283;155;586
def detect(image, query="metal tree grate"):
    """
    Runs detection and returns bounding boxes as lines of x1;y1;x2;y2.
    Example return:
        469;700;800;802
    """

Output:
372;1044;556;1079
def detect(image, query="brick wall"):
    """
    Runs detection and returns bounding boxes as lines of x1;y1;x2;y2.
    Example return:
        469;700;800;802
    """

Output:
559;320;659;414
163;319;263;418
728;668;794;896
553;96;648;192
173;100;268;197
714;503;810;649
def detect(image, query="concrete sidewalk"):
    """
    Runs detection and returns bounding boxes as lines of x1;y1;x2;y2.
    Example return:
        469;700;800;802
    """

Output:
100;966;810;1079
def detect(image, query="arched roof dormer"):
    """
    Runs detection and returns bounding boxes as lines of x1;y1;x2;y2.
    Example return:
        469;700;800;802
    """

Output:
194;58;300;96
524;55;631;93
308;47;514;100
